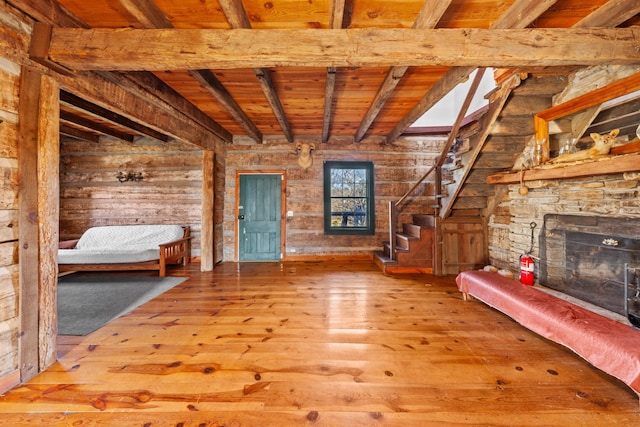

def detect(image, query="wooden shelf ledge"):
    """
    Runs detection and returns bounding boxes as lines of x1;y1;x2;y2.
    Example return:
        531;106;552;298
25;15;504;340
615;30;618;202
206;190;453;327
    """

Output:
487;152;640;185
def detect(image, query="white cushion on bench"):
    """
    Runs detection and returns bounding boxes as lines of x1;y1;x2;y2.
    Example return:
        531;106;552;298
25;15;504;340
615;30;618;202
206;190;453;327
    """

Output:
59;224;185;265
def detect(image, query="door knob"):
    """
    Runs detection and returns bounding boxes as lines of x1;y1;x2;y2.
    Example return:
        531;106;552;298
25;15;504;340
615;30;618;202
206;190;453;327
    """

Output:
238;214;245;220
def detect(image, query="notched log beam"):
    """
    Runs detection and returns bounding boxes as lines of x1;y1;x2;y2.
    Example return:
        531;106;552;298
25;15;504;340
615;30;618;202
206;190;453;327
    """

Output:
29;23;74;76
45;28;640;71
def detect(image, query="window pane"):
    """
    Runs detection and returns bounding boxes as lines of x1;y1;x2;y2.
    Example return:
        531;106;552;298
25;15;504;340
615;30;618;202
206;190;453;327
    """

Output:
324;161;374;235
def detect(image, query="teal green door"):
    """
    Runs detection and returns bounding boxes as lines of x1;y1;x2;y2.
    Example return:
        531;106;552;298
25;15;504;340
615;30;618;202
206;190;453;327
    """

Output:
238;174;282;261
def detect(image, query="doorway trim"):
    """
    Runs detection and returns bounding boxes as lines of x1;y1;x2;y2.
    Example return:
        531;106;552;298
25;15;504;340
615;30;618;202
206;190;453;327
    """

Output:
235;170;286;261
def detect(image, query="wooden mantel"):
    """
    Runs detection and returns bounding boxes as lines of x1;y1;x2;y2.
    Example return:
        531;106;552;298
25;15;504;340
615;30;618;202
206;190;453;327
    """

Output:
487;152;640;185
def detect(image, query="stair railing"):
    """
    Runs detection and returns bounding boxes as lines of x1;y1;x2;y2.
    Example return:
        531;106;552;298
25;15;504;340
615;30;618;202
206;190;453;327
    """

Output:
387;68;487;261
388;165;438;260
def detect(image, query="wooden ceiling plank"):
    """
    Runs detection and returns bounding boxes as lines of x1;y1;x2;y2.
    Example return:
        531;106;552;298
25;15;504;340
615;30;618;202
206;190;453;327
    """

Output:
353;0;453;142
189;69;263;143
59;124;101;143
384;0;560;144
60;90;170;142
219;0;291;142
116;0;173;28
47;27;639;71
59;110;136;142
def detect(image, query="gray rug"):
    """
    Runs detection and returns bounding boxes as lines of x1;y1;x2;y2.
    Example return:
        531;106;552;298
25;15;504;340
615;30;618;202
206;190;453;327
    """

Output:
57;274;187;336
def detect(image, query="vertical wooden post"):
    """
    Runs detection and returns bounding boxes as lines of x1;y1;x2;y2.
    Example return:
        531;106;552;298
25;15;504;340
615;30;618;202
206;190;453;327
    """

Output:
433;166;442;276
201;150;215;271
37;75;59;369
18;67;59;381
388;201;396;260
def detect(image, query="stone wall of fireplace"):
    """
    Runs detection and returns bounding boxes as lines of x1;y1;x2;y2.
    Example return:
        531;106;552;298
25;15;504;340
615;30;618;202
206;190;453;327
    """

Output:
488;171;640;294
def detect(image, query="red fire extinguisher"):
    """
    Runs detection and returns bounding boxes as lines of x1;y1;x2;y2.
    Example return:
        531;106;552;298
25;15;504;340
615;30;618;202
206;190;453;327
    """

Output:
519;222;537;286
519;253;535;286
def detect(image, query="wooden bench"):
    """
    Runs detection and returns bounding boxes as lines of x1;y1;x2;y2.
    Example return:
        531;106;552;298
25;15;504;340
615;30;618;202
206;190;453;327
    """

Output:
58;225;192;277
456;270;640;398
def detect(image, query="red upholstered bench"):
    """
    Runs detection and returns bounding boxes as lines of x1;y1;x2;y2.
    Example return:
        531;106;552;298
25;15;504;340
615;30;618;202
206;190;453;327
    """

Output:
456;270;640;398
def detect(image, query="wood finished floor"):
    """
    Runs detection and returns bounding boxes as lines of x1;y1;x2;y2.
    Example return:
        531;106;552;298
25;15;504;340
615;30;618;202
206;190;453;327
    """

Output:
0;261;638;426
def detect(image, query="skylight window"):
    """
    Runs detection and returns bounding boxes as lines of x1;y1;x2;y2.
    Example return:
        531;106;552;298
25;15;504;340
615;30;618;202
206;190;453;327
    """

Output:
410;68;496;129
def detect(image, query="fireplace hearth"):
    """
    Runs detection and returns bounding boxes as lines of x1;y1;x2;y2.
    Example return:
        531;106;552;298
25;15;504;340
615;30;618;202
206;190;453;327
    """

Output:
540;214;640;316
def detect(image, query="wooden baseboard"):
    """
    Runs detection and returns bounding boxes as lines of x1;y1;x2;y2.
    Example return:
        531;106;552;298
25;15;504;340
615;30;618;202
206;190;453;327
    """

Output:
0;370;20;394
283;254;374;262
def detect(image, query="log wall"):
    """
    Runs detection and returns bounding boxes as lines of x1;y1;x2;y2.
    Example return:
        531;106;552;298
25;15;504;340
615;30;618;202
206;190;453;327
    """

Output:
59;139;205;256
224;136;445;261
488;174;640;273
0;45;20;392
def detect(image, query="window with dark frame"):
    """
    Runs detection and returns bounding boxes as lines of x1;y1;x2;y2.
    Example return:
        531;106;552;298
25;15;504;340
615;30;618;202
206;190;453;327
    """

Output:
323;161;375;235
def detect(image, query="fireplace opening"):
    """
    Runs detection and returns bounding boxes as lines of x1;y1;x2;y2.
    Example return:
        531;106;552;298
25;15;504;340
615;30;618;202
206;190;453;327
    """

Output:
540;214;640;316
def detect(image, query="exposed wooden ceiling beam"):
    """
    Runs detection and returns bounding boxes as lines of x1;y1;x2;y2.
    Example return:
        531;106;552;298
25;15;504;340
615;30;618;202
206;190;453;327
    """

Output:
46;27;639;71
59;124;100;143
60;90;170;142
116;0;173;28
321;0;347;143
7;0;88;28
575;0;640;27
322;67;337;144
253;69;293;143
189;69;263;143
102;71;232;142
219;0;293;143
113;0;239;144
353;0;452;142
384;0;560;144
59;110;135;142
14;0;232;145
385;0;639;145
218;0;251;28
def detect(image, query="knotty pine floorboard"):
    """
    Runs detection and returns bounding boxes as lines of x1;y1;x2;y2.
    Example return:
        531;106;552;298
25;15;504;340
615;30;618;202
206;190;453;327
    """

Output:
0;261;638;426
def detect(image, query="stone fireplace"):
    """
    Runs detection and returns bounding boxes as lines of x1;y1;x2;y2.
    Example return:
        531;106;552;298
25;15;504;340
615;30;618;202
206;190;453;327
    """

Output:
539;214;640;316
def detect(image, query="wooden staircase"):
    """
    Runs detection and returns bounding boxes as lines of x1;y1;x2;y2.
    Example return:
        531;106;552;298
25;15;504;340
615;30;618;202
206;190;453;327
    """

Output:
374;214;435;274
374;71;572;275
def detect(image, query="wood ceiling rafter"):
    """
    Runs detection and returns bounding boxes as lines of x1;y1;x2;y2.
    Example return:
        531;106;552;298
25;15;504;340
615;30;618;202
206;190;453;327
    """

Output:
320;0;348;143
60;90;170;142
112;0;257;143
7;0;88;28
218;0;292;143
353;0;453;143
188;68;263;143
119;0;262;143
116;0;172;29
11;0;232;145
384;0;562;144
575;0;640;27
59;109;136;142
59;124;100;143
97;71;232;142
